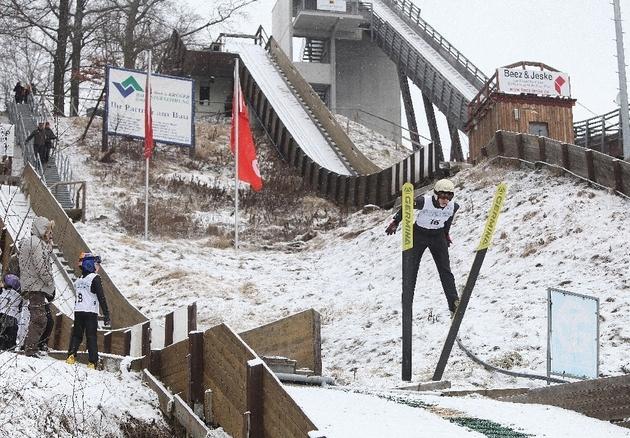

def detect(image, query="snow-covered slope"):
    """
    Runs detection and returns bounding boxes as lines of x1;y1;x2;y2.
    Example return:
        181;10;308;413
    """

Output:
55;117;630;391
4;114;630;436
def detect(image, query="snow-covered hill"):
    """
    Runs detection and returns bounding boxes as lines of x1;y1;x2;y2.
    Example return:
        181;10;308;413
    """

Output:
60;117;630;389
4;115;630;437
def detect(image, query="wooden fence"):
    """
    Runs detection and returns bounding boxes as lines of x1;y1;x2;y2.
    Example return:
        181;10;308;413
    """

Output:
21;164;148;328
150;315;324;438
481;131;630;197
241;308;322;375
573;107;624;157
45;302;324;437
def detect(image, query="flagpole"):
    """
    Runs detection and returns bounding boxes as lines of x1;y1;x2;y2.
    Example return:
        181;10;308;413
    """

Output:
234;58;240;251
144;51;152;240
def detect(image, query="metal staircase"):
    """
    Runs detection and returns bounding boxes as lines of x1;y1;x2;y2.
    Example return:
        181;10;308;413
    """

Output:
6;100;81;219
302;38;328;63
267;51;358;174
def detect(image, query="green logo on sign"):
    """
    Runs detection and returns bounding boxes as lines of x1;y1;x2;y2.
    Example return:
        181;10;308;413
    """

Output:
113;76;143;97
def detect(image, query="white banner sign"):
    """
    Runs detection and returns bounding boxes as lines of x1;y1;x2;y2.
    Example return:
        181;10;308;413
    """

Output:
106;66;194;146
317;0;346;12
548;288;599;379
0;124;14;157
497;67;571;97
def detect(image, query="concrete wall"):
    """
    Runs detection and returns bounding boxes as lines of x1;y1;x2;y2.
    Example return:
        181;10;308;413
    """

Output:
336;37;401;143
272;0;293;55
295;62;331;85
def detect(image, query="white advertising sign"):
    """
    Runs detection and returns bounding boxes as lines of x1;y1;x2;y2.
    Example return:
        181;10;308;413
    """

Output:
548;288;599;379
317;0;346;12
0;124;15;157
497;68;571;98
106;66;194;146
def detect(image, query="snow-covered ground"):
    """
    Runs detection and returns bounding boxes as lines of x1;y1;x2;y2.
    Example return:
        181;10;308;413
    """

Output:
0;354;169;437
3;115;630;437
288;385;630;438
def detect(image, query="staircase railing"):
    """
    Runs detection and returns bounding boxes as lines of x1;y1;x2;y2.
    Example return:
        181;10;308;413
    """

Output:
6;101;45;178
573;106;624;153
49;181;86;222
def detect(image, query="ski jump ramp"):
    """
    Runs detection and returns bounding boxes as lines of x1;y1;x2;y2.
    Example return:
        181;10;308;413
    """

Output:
233;41;354;175
371;0;481;102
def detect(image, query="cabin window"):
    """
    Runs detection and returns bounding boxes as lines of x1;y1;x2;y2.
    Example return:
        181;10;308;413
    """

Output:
199;85;210;104
528;122;549;137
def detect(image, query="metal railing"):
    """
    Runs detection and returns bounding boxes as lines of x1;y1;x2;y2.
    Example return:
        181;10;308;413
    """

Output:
573;107;624;147
49;181;86;221
6;101;46;178
5;99;83;206
377;0;487;89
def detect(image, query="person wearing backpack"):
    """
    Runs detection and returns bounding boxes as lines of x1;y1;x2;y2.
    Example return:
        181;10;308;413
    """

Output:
66;253;111;370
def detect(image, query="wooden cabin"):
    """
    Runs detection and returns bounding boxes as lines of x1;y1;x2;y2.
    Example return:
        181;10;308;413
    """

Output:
159;31;237;118
466;61;576;162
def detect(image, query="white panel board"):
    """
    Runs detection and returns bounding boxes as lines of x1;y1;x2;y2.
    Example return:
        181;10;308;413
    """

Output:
548;288;599;379
317;0;346;12
497;68;571;97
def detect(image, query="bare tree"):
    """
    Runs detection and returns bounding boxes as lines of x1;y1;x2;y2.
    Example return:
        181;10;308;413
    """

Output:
0;0;71;114
53;0;71;115
0;0;257;118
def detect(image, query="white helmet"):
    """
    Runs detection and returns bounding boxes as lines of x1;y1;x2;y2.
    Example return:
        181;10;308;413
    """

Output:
434;179;455;193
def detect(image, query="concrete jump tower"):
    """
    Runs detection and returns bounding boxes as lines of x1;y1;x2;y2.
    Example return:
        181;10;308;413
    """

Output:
272;0;402;143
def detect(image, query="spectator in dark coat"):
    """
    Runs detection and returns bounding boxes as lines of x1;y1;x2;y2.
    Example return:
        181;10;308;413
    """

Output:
23;84;32;105
44;122;57;165
13;81;24;104
25;122;47;166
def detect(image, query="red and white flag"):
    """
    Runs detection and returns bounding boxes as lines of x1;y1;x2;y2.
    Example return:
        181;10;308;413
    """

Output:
144;66;154;159
230;65;262;191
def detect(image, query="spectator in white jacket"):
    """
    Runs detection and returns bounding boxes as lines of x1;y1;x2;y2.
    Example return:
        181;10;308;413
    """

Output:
18;216;55;357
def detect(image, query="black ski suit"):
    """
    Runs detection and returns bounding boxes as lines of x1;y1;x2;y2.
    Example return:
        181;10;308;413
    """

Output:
392;196;460;312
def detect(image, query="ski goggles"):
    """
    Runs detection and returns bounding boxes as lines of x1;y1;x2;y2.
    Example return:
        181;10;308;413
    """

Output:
436;191;454;201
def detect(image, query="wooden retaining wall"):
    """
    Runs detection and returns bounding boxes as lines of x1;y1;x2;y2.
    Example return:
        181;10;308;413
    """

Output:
482;131;630;197
21;164;147;328
241;308;322;375
498;374;630;428
47;303;323;437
